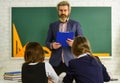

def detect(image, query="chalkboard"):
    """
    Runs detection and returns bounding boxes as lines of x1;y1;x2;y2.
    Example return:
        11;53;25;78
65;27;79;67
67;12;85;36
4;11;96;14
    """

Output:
12;7;111;57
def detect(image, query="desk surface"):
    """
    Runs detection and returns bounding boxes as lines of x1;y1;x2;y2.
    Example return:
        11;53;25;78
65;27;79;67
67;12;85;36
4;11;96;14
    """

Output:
0;80;21;83
0;80;119;83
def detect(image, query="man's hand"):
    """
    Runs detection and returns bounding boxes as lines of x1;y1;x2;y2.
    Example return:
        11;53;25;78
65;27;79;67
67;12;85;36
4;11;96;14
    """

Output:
52;42;62;49
66;38;74;47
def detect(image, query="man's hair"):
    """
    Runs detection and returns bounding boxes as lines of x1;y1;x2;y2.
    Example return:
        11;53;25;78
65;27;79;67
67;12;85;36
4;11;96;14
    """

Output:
57;1;71;12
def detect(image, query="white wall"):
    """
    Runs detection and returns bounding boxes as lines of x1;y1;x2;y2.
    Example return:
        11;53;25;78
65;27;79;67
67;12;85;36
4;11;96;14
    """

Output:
0;0;120;82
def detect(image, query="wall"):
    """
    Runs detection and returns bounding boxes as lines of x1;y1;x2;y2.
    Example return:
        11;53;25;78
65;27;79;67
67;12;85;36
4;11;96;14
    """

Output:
0;0;120;82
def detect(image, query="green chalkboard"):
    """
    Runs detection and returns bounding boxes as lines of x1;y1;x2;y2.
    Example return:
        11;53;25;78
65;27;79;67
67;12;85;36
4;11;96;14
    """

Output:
12;7;111;56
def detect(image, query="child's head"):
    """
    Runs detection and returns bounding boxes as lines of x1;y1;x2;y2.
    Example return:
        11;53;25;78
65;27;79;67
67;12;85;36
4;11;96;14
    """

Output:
24;42;45;63
72;36;92;57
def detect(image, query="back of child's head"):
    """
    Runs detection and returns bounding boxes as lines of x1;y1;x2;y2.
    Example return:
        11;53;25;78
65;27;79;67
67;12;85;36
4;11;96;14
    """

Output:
24;42;45;63
72;36;92;57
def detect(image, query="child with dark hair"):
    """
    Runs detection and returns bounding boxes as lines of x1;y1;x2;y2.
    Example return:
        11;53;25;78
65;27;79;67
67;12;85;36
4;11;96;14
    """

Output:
22;42;58;83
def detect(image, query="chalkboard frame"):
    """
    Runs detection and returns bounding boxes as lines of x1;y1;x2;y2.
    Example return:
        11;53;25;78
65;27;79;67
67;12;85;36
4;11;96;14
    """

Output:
11;7;111;58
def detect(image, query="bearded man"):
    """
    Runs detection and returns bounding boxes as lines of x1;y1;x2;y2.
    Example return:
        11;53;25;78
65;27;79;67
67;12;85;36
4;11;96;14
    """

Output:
45;1;83;75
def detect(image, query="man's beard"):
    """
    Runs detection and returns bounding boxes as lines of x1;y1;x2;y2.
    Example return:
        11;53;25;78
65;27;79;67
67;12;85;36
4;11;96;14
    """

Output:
59;14;69;23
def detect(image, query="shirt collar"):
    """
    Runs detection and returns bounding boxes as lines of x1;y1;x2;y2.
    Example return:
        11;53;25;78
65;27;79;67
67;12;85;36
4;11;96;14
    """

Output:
29;62;38;65
77;53;90;58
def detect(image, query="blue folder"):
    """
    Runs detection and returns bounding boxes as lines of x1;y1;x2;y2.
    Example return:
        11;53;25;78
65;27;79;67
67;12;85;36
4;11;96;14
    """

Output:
56;32;74;47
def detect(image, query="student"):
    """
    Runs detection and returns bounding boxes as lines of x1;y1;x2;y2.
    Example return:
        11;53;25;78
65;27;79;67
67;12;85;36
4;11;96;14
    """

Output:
45;0;83;76
63;36;111;83
22;42;58;83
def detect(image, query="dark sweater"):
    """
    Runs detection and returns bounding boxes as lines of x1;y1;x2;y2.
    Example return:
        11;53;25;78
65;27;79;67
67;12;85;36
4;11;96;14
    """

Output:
22;62;48;83
63;55;110;83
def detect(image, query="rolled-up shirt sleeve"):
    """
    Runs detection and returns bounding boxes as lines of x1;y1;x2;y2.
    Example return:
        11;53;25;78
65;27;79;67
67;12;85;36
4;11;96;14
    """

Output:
45;62;59;83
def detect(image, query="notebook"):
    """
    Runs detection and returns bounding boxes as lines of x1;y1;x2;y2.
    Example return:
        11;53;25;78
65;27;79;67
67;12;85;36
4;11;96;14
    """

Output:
56;32;74;47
